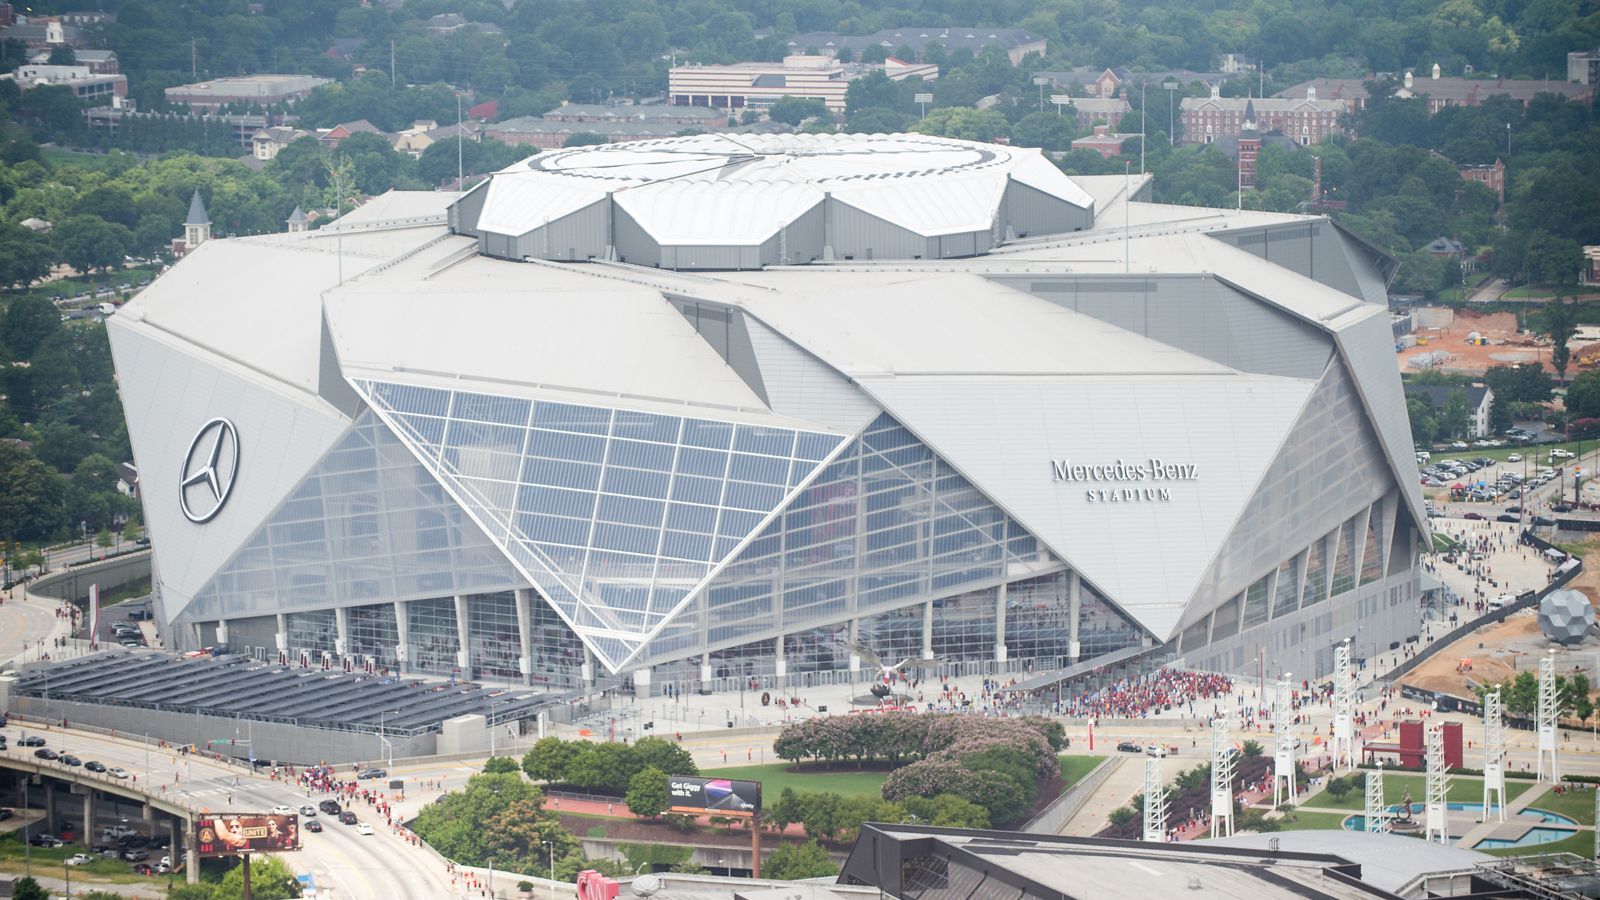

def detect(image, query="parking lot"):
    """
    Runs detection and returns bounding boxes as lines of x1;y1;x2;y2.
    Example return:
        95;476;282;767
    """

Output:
1418;444;1584;525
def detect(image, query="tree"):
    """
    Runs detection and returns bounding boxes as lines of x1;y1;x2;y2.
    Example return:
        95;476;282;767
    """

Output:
10;877;46;900
1566;371;1600;421
53;215;131;274
1407;395;1439;446
0;223;56;289
1;294;61;359
847;107;911;134
769;96;831;126
762;840;838;879
483;755;520;774
910;107;1010;142
1439;389;1473;439
1546;296;1576;383
625;766;669;819
1010;111;1077;151
217;854;299;900
522;736;578;783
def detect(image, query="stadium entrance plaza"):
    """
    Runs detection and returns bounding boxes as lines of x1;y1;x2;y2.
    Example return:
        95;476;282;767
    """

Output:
369;514;1588;836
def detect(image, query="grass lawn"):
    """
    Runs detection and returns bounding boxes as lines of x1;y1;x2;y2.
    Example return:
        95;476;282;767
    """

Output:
1501;285;1555;300
1477;829;1595;858
1274;810;1353;831
1520;785;1599;825
1057;756;1106;795
701;763;888;799
1315;774;1533;811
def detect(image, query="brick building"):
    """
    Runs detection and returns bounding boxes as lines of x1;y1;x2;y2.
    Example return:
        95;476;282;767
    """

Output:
1180;85;1345;146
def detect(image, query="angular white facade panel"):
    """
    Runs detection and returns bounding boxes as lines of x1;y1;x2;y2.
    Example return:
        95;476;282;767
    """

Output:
860;376;1313;640
108;319;353;619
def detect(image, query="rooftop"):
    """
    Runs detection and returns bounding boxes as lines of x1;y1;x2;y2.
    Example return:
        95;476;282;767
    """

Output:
841;825;1416;900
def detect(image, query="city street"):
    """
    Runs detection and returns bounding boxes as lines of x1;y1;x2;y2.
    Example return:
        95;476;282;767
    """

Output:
1;724;461;899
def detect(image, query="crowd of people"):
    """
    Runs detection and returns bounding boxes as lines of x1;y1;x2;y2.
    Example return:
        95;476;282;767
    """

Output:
1052;668;1234;719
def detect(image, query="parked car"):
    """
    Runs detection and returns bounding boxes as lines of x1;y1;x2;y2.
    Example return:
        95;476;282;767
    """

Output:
270;805;294;816
1146;744;1168;758
122;848;149;862
1116;741;1141;753
65;853;94;866
28;834;63;848
1464;512;1485;520
1496;514;1519;523
0;809;12;821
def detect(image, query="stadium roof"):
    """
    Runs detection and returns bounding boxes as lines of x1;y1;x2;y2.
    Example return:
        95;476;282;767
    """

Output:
467;132;1095;251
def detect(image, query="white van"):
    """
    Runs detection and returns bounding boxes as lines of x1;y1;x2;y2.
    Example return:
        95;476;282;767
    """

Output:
1487;595;1514;610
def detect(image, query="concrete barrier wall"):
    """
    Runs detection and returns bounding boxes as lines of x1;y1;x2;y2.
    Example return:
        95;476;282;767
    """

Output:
28;551;152;604
1023;755;1121;835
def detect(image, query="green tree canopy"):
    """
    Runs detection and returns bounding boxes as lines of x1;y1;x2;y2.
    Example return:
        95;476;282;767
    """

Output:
769;96;831;126
762;840;839;880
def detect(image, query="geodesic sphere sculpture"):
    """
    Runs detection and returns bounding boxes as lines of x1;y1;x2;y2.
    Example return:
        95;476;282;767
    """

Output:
1539;589;1596;645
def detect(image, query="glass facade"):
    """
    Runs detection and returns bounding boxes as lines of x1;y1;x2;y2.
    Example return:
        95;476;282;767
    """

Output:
1360;511;1384;585
406;597;460;677
527;594;587;688
1005;572;1072;666
932;588;997;663
347;602;399;669
858;605;925;666
1331;516;1358;596
466;591;520;682
187;411;526;622
358;379;844;670
1302;533;1328;607
1239;583;1266;630
1270;559;1299;619
639;413;1058;668
1079;583;1143;658
286;610;336;655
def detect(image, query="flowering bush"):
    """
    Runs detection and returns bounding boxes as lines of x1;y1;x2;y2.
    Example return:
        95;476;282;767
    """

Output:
774;713;1062;826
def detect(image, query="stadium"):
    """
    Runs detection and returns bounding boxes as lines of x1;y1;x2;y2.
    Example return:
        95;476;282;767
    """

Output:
108;132;1424;697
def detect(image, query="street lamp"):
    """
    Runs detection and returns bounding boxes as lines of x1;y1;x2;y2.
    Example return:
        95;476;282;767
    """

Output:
543;839;556;897
378;709;400;770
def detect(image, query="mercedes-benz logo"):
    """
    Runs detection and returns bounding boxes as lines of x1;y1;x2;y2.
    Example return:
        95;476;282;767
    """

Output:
180;417;239;524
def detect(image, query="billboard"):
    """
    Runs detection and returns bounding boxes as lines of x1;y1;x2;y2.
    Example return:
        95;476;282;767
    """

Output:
666;776;761;816
193;813;300;856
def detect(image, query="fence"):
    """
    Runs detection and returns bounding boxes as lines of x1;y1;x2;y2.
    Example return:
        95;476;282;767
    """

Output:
1382;530;1582;687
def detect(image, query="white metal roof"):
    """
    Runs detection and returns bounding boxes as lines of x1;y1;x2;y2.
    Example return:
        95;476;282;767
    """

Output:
468;132;1094;243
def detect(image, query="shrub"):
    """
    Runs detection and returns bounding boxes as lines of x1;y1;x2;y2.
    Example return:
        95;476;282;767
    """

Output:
483;755;520;774
763;840;839;880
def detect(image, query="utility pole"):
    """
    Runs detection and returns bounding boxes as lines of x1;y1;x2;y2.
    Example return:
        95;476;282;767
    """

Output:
191;38;197;78
391;40;396;88
1140;80;1146;175
457;92;464;189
